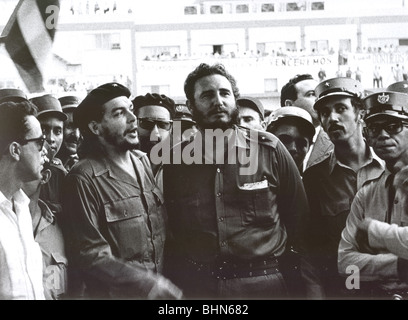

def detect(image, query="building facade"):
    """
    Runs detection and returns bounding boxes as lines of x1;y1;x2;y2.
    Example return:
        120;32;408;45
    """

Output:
1;0;408;110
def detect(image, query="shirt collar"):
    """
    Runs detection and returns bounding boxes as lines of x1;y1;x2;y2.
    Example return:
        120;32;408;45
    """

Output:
0;189;30;207
328;140;384;175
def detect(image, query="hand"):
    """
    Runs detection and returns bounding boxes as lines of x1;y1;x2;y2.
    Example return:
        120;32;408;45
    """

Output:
147;275;184;300
355;218;373;253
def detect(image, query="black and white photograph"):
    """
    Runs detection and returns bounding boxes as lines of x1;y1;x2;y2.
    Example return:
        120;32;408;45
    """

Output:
0;0;408;309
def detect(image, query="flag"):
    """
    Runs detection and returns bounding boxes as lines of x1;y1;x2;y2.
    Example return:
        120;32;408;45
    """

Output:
1;0;60;93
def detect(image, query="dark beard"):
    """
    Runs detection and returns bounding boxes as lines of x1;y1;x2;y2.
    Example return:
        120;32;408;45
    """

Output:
103;130;139;151
192;104;240;131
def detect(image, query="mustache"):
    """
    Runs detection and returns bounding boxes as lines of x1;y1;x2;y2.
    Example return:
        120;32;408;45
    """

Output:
208;105;228;116
328;124;344;132
65;136;81;144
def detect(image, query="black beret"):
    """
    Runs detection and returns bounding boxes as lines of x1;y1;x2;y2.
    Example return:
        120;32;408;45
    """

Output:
0;88;28;104
74;82;131;131
314;77;364;110
30;94;68;121
59;95;82;112
132;93;175;118
363;91;408;122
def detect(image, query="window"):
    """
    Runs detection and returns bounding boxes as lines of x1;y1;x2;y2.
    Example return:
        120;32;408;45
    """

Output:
236;4;249;13
399;39;408;46
85;33;120;50
111;33;121;50
210;5;223;14
184;6;197;15
311;2;324;10
310;40;328;53
261;3;274;12
213;45;223;55
286;2;306;11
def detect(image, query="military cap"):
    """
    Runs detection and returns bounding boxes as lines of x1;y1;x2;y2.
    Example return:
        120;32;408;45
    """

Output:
0;88;28;104
314;77;364;110
237;96;265;120
132;93;175;118
363;91;408;122
174;104;195;123
30;94;67;121
74;82;131;131
387;81;408;94
267;106;315;138
59;95;81;112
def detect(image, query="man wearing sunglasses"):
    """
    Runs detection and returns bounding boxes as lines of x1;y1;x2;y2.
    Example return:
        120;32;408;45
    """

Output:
338;91;408;299
0;100;47;299
62;83;182;299
132;93;174;191
300;77;385;299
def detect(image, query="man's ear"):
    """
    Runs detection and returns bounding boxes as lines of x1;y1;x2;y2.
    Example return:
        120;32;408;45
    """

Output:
40;169;52;185
359;109;366;121
186;100;195;118
88;121;100;135
261;120;267;130
284;99;294;106
186;100;193;112
9;142;22;161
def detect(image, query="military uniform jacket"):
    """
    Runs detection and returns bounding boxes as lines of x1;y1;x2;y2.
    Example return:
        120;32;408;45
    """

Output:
163;125;309;264
305;127;333;171
34;199;68;300
40;157;68;217
62;149;167;298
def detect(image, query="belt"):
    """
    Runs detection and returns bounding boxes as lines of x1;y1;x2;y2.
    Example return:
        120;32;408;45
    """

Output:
185;256;280;280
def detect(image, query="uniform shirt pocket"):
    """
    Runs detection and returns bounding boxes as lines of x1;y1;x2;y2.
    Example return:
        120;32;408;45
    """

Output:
104;196;148;259
237;184;277;226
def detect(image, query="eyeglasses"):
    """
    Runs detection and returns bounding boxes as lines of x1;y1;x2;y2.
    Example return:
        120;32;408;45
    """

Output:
138;118;173;131
365;121;408;137
19;135;46;151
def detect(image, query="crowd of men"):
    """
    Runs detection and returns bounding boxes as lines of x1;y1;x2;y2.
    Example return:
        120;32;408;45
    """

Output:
1;62;408;300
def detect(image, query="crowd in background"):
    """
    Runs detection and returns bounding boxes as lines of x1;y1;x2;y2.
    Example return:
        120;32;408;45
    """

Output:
1;59;408;300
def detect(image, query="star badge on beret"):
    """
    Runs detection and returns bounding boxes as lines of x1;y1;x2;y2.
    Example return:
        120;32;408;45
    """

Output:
325;82;331;87
176;105;183;112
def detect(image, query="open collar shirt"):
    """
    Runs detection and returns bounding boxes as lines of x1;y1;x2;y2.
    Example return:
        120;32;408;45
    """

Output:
0;189;45;300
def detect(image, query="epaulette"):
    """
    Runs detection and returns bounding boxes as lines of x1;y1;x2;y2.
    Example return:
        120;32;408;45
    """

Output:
50;157;68;174
236;125;278;148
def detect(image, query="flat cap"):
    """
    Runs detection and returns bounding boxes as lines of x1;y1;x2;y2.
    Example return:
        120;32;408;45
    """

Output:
174;104;195;123
30;94;67;121
74;82;131;130
132;93;175;118
363;91;408;121
314;77;364;110
59;95;82;112
387;81;408;94
267;106;315;138
0;88;28;104
237;96;265;120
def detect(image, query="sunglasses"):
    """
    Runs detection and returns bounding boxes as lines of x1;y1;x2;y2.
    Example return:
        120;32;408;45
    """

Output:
138;118;173;131
19;135;46;152
365;121;408;137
